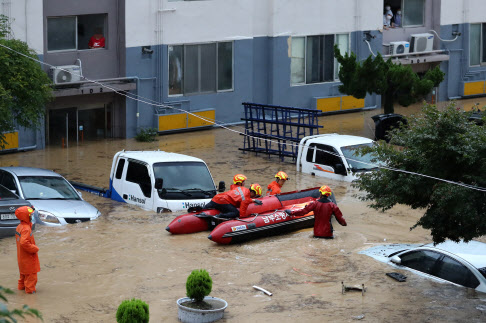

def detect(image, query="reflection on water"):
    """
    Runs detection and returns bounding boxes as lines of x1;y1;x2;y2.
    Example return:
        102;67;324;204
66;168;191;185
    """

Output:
0;100;485;322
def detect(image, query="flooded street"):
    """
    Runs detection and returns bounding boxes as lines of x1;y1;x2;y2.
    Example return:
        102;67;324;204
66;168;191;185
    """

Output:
1;100;485;322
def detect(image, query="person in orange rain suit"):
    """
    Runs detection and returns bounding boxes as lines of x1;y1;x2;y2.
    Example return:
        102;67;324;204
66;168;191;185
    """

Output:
204;183;262;219
286;185;346;239
266;171;289;196
229;174;247;190
15;206;40;294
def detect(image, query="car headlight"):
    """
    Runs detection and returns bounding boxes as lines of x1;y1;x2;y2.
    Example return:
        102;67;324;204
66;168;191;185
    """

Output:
38;210;61;224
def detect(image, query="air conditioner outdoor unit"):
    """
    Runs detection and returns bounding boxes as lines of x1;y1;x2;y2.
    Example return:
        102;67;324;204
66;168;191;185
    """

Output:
389;41;410;55
49;65;82;84
409;33;434;53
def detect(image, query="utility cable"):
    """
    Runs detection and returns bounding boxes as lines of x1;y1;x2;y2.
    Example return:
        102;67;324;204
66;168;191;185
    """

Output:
1;42;485;192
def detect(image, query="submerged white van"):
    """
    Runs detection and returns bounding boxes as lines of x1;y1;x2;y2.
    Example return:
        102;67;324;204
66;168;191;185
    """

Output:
73;150;223;213
296;134;378;182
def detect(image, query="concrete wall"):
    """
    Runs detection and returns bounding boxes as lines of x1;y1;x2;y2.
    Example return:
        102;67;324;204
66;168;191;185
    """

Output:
42;0;125;80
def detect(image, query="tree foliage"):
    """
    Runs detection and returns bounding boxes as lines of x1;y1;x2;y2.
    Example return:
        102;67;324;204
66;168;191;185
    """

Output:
354;102;486;244
0;285;43;322
0;15;52;148
334;45;444;114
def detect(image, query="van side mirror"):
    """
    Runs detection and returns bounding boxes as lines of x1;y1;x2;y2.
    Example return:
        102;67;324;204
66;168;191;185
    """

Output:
334;164;347;176
390;255;402;264
155;178;163;190
218;181;226;192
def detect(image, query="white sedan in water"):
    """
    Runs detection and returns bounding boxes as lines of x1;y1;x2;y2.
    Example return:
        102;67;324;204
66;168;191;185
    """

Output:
0;167;101;226
360;240;486;293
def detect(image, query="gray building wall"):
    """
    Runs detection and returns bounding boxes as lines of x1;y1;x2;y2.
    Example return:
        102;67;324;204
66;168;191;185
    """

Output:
42;0;125;79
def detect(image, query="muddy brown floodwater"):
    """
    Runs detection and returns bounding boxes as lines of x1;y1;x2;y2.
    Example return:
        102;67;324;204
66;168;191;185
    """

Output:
1;100;485;322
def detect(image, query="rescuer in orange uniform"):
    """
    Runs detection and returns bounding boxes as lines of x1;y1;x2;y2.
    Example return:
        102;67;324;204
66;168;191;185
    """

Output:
230;174;247;190
15;206;40;294
287;185;346;239
204;183;262;219
266;171;289;196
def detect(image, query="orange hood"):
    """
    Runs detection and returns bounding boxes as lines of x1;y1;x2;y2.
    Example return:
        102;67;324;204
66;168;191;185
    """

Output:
15;206;34;223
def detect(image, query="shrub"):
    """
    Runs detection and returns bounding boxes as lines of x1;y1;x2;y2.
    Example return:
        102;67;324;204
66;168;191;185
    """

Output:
135;128;157;142
116;298;149;323
186;269;212;302
0;285;43;322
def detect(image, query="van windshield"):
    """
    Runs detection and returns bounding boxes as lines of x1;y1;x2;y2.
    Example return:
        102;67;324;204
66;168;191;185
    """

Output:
153;162;216;199
341;143;379;172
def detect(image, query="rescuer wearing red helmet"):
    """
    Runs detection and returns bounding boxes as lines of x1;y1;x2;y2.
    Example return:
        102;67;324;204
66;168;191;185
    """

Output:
286;185;346;239
204;183;262;219
230;174;247;190
266;171;289;196
14;206;40;294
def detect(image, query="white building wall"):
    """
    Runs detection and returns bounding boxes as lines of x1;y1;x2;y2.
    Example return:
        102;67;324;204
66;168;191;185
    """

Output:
441;0;486;25
125;0;383;47
1;0;43;54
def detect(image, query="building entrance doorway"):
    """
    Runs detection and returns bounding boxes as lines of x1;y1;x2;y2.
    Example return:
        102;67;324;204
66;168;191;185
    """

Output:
48;105;113;146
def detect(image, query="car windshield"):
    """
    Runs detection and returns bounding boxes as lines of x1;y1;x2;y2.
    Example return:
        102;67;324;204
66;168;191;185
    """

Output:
153;161;215;194
341;143;380;172
0;184;19;200
18;176;81;200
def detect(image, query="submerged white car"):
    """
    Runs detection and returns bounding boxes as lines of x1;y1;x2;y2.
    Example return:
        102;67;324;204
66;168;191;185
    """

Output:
0;167;101;226
296;134;379;182
360;240;486;293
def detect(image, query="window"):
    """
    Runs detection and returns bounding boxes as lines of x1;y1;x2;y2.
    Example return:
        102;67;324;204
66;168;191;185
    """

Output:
291;34;349;85
0;171;18;195
314;144;343;168
115;159;125;179
47;14;106;51
18;176;81;200
400;250;442;274
168;42;233;95
126;161;152;198
385;0;424;27
470;23;486;66
435;255;480;289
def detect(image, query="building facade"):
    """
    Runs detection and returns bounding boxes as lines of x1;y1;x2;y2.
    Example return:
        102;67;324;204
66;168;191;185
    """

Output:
1;0;485;150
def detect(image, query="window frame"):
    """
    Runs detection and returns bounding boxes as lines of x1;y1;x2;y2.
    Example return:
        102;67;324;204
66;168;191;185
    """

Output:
46;15;78;53
168;41;234;97
290;33;350;86
469;23;485;67
46;14;107;53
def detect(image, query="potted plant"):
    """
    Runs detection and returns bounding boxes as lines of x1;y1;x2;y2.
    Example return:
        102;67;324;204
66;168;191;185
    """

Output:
177;269;228;323
116;298;149;323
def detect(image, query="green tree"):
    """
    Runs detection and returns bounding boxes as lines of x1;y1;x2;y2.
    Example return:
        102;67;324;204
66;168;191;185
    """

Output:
334;45;444;114
0;15;52;148
354;102;486;244
0;285;43;322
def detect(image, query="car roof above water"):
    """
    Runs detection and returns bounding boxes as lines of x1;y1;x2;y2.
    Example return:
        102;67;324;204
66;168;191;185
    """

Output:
0;167;61;177
304;134;374;147
116;150;205;165
424;240;486;269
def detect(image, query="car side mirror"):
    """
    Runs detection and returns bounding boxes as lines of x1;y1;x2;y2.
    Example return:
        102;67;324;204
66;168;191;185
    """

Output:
155;178;163;190
334;164;347;176
77;190;83;198
218;181;226;192
390;255;402;264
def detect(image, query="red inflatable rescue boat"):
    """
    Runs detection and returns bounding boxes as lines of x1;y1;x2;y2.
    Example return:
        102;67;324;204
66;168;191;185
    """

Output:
208;202;315;244
166;187;321;234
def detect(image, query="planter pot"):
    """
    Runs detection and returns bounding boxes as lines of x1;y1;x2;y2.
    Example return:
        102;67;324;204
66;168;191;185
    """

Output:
177;296;228;323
